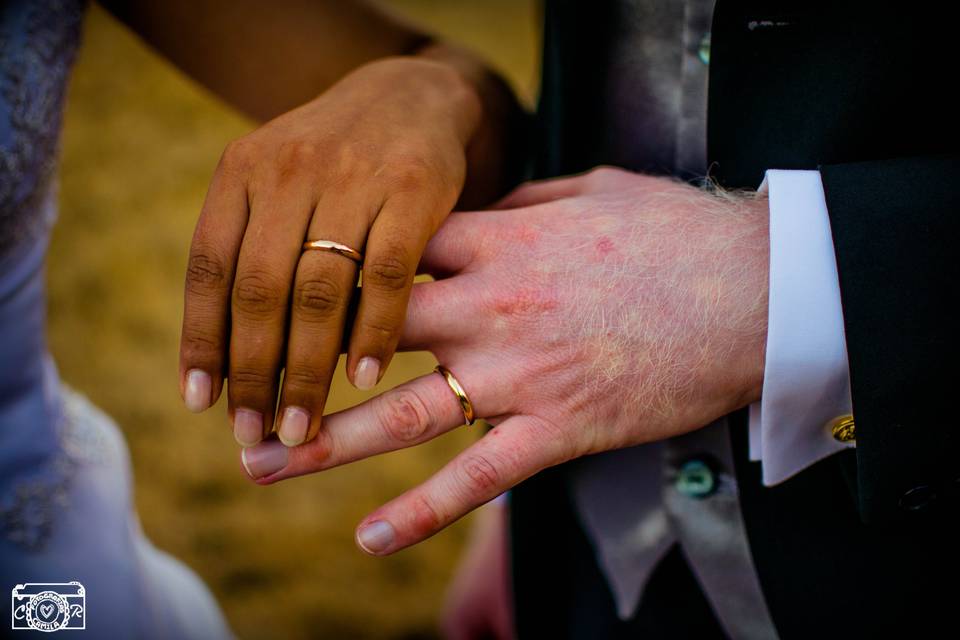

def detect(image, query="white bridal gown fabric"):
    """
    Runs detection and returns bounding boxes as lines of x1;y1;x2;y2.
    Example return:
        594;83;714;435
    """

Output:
0;1;232;637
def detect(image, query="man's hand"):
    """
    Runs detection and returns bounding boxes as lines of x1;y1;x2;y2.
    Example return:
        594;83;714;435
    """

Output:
239;167;770;554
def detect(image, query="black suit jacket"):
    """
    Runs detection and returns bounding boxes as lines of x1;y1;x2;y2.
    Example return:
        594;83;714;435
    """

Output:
511;1;960;637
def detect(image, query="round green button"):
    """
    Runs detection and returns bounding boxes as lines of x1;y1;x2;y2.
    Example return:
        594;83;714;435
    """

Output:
698;32;711;65
676;459;716;498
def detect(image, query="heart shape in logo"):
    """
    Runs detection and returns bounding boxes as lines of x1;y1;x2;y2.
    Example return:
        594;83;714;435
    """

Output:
39;603;55;619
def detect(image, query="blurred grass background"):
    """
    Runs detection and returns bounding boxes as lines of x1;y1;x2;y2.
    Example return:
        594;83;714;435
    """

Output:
47;2;539;638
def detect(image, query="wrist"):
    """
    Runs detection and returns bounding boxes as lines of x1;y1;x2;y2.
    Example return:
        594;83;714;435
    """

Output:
407;44;488;144
732;191;770;407
690;185;770;411
415;42;530;206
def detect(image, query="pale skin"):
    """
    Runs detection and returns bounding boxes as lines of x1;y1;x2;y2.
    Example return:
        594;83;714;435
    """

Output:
239;167;770;558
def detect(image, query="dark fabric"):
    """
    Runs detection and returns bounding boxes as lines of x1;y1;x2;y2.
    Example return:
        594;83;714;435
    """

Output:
819;156;960;524
509;471;727;639
536;0;627;177
512;0;960;636
729;411;960;639
537;0;699;178
707;0;960;521
707;1;960;187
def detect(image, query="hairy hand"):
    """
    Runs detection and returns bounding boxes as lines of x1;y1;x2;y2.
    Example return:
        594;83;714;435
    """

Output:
240;167;770;554
178;56;482;448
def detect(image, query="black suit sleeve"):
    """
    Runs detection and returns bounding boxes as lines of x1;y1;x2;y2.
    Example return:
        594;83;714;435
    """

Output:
818;154;960;524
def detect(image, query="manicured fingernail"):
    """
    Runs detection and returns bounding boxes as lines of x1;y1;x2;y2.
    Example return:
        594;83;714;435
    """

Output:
233;408;263;447
354;357;381;390
184;369;211;413
278;406;309;447
356;520;396;555
241;440;288;479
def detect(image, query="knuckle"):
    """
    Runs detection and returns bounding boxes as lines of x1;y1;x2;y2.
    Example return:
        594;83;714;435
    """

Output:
185;250;228;294
327;144;367;186
409;494;443;538
282;366;325;390
491;287;559;318
376;388;433;443
181;330;221;359
361;319;397;341
386;156;437;193
535;416;581;460
364;253;411;292
458;452;501;496
277;140;324;173
590;165;619;178
233;272;285;316
301;429;335;467
219;138;256;173
228;365;275;389
294;275;344;318
587;165;635;190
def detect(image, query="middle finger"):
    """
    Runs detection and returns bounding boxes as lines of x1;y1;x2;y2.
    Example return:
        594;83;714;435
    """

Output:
228;181;315;446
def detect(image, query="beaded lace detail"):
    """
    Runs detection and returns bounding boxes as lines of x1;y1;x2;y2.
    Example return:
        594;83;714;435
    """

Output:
0;0;85;255
1;386;120;551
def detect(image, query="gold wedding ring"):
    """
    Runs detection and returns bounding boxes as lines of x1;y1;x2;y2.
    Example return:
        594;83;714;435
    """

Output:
434;365;476;426
302;239;363;264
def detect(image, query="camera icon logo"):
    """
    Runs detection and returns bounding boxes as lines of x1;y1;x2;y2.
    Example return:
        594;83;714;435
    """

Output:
11;582;85;632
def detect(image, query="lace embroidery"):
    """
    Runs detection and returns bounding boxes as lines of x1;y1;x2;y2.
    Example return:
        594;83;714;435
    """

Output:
1;387;120;552
1;458;73;551
0;0;86;255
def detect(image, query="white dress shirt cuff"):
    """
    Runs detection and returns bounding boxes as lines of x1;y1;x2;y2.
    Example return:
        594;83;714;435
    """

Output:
748;169;855;486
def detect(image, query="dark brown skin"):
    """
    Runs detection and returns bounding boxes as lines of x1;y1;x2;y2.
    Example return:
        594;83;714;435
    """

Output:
97;3;525;631
98;1;526;446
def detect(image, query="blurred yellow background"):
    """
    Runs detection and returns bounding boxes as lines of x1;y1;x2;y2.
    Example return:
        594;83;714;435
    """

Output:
47;2;539;638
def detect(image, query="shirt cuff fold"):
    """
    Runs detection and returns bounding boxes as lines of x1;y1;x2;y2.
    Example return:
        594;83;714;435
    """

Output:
748;169;854;486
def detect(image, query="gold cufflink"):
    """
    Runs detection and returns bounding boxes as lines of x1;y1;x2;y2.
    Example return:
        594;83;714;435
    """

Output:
829;415;856;443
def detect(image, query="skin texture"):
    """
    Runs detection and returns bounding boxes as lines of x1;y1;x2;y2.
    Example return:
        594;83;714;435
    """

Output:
178;56;488;447
240;167;771;557
141;0;526;448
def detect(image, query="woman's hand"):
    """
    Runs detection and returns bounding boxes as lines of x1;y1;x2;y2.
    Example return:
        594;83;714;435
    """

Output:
178;55;490;448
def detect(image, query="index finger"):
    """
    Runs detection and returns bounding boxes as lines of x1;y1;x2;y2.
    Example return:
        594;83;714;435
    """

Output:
243;361;511;482
179;152;249;413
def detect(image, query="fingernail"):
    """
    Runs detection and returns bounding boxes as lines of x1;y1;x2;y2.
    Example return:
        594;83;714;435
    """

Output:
233;408;263;447
356;520;396;555
354;357;381;390
184;369;211;413
241;440;288;479
278;406;309;447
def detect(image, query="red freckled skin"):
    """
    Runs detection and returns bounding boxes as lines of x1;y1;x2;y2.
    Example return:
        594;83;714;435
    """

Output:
493;288;559;317
596;236;615;256
496;223;540;247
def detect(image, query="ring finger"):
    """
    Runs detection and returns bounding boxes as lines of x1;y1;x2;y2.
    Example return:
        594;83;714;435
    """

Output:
275;191;373;447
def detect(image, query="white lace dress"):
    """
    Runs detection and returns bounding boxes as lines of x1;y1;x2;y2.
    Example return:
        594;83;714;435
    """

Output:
0;2;232;637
